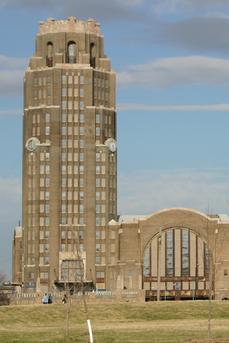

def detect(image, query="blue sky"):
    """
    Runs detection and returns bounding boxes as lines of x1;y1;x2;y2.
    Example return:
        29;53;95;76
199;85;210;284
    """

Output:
1;0;229;277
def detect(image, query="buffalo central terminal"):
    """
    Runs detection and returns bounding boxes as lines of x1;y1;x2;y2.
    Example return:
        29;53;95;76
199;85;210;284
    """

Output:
12;17;229;301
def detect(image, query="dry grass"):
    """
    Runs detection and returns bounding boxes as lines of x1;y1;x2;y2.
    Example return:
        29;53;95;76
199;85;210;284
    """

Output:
0;301;229;342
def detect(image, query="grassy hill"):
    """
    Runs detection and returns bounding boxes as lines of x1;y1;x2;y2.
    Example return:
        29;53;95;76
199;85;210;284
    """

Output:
0;301;229;342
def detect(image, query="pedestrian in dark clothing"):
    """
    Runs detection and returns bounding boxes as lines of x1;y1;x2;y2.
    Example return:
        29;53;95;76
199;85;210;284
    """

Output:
48;294;52;304
62;294;67;304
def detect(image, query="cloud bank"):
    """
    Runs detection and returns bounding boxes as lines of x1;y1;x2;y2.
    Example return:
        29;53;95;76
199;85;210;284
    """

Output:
0;55;27;97
0;178;21;278
153;0;229;14
118;103;229;112
119;168;229;215
0;109;21;116
118;56;229;88
1;0;146;21
160;17;229;53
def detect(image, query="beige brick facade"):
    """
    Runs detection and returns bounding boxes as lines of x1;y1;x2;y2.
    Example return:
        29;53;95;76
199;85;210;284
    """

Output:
106;208;229;300
15;17;117;292
12;18;229;301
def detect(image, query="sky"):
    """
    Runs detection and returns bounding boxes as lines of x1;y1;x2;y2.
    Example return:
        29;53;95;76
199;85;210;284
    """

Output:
1;0;229;277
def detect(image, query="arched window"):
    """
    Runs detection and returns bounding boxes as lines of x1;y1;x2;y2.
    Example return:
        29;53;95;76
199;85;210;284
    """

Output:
67;41;77;64
143;227;211;300
90;43;96;68
46;42;53;67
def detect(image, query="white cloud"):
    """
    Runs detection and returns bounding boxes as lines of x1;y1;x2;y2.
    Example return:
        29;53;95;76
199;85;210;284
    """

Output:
159;17;229;53
118;169;229;215
153;0;229;14
1;0;146;21
0;70;24;96
118;103;229;112
118;56;229;88
2;0;144;6
116;0;145;5
205;12;229;19
0;55;27;70
0;178;21;278
0;55;27;96
0;178;21;221
0;109;21;116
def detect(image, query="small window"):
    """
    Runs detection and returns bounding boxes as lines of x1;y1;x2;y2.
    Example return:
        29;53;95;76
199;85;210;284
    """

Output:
96;256;101;264
79;230;84;240
62;88;67;97
62;75;67;84
80;75;84;84
45;113;50;123
67;41;77;64
45;126;50;135
96;217;101;226
80;113;85;123
96;127;100;136
90;43;96;68
80;140;85;148
79;217;84;225
46;42;53;67
62;101;67;109
95;152;101;162
96;244;101;252
96;166;101;174
96;113;101;124
62;113;67;123
79;165;84;174
80;127;85;135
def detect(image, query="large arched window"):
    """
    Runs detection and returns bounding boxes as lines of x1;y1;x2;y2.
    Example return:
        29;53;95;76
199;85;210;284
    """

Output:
143;227;210;300
67;41;77;64
46;42;53;67
90;43;96;68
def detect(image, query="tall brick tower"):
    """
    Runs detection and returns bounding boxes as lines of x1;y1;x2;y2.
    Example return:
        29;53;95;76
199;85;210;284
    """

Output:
21;17;117;292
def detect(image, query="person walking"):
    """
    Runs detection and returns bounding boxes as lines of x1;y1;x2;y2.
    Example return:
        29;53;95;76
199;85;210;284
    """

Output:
42;293;49;304
48;294;53;304
62;294;67;304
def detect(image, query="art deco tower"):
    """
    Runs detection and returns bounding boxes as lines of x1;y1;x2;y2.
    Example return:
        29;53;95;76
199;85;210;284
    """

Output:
22;17;117;292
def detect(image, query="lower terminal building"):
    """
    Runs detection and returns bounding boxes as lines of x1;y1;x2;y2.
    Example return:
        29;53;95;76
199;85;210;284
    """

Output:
105;208;229;301
12;207;229;300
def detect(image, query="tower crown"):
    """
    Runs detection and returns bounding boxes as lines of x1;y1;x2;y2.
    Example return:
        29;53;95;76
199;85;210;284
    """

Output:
29;17;109;70
39;17;102;36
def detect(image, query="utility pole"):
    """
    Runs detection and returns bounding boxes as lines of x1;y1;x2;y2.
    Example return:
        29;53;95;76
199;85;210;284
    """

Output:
157;228;162;302
208;251;213;341
206;214;213;341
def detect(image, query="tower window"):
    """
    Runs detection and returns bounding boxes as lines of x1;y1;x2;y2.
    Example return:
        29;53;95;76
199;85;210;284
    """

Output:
67;41;77;64
46;42;53;67
90;43;96;68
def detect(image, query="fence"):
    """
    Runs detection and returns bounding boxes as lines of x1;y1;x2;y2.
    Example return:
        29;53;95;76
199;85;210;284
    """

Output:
9;289;145;305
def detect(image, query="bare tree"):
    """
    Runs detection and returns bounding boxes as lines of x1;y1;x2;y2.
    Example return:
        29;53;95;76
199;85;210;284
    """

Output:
0;272;6;286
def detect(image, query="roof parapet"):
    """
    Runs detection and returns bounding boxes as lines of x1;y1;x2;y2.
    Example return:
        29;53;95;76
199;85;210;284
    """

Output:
39;17;102;36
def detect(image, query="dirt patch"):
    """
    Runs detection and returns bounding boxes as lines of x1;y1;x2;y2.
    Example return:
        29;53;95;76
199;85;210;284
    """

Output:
184;340;229;343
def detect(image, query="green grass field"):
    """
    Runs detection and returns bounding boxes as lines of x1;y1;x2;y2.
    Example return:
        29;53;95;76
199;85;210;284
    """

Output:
1;301;229;342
